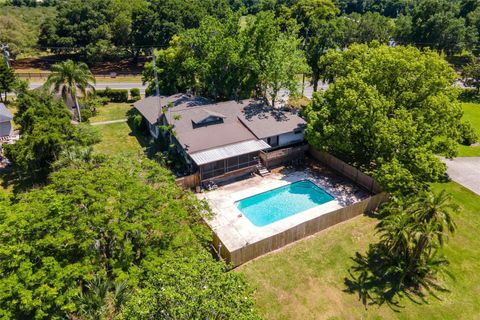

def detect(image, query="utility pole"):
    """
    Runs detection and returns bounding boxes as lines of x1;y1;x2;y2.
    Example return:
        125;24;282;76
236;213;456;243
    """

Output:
0;44;11;68
151;48;165;138
151;48;160;97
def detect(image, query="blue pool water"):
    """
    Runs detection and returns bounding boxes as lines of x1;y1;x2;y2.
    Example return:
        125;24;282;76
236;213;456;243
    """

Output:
235;180;334;227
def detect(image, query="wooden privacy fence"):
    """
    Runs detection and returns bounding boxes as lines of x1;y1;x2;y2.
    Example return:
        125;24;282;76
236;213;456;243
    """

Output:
214;192;388;267
260;144;309;168
175;172;200;189
308;147;382;194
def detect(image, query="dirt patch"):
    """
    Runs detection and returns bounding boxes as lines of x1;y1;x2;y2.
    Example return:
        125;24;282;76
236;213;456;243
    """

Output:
12;55;148;75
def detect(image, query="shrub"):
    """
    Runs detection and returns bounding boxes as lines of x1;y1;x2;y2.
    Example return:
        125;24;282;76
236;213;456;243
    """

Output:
131;113;144;132
96;87;129;102
459;121;478;145
458;89;480;103
130;88;141;101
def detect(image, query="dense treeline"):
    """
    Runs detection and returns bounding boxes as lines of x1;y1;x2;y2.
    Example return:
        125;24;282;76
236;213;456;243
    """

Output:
2;0;480;63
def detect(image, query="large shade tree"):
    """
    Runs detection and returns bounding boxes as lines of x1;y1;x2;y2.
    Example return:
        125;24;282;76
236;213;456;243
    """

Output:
45;59;96;122
0;156;221;319
306;43;473;194
144;12;308;103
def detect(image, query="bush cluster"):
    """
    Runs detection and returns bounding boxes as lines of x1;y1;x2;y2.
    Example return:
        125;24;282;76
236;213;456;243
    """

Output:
96;87;129;102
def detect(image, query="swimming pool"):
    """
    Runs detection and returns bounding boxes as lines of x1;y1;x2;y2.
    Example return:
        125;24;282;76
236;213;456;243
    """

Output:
235;180;334;227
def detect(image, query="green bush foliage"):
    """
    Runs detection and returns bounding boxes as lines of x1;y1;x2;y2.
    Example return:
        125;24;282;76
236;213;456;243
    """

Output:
96;87;129;102
130;88;141;101
459;121;478;145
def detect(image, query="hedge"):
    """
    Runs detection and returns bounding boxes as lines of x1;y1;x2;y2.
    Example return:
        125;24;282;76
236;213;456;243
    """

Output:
130;88;141;102
96;87;129;102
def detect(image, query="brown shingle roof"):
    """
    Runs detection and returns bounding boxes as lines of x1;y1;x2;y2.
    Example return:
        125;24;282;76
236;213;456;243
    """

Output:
238;104;306;139
166;98;306;154
135;94;306;155
133;94;210;124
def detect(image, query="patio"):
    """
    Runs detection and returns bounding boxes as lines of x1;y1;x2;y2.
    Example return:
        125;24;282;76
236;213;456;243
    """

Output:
199;163;377;266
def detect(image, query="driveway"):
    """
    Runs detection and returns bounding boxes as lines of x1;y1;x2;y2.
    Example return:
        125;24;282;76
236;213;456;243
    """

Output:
444;157;480;195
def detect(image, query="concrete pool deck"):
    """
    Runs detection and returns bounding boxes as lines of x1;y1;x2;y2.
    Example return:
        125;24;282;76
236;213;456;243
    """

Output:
199;167;371;255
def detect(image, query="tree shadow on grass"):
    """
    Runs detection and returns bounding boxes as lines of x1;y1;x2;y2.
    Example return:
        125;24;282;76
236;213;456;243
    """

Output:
0;167;47;195
344;244;449;311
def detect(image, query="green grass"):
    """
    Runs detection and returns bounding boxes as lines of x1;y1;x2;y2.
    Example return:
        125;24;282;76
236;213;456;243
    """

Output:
458;102;480;157
93;122;148;156
239;182;480;319
89;103;133;123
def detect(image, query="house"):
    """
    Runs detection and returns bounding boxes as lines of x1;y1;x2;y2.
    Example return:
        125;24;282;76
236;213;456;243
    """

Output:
0;103;13;138
134;94;306;182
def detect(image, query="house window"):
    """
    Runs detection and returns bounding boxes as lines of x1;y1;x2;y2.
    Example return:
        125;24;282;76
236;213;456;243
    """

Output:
267;136;279;147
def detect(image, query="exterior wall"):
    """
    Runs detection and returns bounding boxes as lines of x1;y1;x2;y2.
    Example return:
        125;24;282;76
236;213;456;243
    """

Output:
263;130;305;149
147;122;159;139
0;121;12;137
278;130;304;147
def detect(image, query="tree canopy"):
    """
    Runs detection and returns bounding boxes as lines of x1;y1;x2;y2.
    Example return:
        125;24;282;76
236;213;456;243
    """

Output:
306;43;472;194
0;156;247;319
0;59;16;102
143;11;308;103
120;252;260;320
3;90;99;177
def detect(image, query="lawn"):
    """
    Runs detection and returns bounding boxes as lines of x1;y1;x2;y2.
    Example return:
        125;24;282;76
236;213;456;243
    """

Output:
89;102;133;123
239;182;480;319
458;102;480;157
93;122;149;156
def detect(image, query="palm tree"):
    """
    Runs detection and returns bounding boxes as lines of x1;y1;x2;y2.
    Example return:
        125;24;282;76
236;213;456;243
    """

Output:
45;60;96;122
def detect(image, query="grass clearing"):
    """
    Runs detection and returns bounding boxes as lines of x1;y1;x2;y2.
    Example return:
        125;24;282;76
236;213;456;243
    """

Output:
89;102;133;123
239;182;480;319
458;102;480;157
93;122;148;156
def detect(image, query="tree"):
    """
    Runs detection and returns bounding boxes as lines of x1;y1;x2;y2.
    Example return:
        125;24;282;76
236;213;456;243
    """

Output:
347;191;458;306
0;58;15;102
0;156;215;319
305;12;395;92
462;57;480;93
258;29;309;106
120;251;260;320
306;44;467;194
45;59;96;122
144;12;308;103
395;0;478;54
143;14;249;99
3;91;99;177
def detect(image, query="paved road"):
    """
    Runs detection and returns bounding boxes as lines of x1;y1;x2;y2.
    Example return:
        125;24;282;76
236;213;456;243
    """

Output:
444;157;480;195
